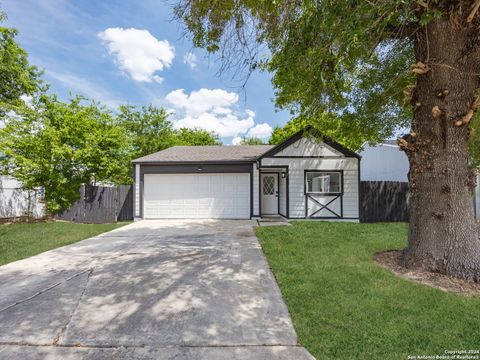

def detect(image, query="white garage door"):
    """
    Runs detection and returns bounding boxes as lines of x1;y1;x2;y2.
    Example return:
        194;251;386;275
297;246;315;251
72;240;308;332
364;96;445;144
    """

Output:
143;173;250;219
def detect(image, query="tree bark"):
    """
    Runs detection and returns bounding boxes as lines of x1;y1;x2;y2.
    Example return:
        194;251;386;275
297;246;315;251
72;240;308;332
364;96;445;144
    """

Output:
401;14;480;282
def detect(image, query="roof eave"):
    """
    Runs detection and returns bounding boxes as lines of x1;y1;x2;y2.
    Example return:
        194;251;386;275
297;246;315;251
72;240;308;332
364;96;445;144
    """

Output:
132;159;257;165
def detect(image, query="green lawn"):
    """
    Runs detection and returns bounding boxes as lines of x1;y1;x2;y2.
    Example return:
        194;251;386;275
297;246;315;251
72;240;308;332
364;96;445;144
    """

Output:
256;221;480;359
0;221;129;266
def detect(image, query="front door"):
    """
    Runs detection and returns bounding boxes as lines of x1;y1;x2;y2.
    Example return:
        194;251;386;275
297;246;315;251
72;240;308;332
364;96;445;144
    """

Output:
261;173;278;215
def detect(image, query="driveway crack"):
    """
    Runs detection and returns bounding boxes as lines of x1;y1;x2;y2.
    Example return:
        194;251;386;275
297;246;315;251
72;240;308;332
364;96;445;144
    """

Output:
0;268;94;314
53;268;94;345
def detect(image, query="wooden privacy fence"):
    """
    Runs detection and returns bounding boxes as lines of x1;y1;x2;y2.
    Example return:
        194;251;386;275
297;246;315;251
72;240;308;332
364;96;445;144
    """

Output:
56;184;133;223
360;181;409;223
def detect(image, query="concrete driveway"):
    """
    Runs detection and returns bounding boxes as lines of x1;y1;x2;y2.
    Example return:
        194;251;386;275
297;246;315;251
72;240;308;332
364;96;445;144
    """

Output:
0;220;314;359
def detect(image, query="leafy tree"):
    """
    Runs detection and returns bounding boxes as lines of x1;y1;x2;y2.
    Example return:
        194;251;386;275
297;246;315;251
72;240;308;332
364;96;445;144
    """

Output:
269;114;368;149
117;105;174;159
173;127;221;145
270;120;305;145
0;12;41;111
175;0;480;281
117;105;221;157
238;136;264;145
0;94;132;214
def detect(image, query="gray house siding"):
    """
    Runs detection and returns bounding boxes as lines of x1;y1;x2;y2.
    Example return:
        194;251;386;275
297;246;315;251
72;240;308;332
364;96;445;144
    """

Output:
260;137;360;221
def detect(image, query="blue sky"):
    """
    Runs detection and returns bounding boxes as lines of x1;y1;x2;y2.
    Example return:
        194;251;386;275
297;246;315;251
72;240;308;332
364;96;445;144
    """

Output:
2;0;290;144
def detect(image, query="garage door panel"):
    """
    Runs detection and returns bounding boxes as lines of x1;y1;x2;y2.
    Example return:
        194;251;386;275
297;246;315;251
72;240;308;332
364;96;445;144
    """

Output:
197;198;212;205
183;198;197;205
235;183;249;193
184;208;197;216
143;173;250;219
197;176;210;184
197;184;210;192
236;197;250;206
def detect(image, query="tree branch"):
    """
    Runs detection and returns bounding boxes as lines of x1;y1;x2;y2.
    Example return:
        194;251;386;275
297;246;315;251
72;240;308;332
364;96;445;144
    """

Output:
468;0;480;24
385;23;420;40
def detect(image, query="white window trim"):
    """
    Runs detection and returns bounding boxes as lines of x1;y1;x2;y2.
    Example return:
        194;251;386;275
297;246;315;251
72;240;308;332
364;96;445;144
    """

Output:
305;170;342;195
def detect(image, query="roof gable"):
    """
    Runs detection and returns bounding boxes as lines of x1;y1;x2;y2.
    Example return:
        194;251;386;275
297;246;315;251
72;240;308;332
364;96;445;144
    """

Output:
273;137;343;157
260;127;360;159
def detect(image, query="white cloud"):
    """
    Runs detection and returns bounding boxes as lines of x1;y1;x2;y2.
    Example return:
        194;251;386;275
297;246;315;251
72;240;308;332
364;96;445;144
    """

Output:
174;113;254;138
247;123;273;139
232;137;242;145
183;52;197;69
165;88;238;117
98;28;174;83
165;88;258;138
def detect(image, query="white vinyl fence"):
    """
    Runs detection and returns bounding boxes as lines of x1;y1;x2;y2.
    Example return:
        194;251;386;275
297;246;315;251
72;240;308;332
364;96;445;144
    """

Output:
0;176;46;220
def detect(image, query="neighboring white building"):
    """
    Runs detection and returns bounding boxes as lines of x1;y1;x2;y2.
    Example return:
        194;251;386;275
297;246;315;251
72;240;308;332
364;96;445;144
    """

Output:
359;141;480;219
359;141;409;182
0;176;46;220
132;128;361;221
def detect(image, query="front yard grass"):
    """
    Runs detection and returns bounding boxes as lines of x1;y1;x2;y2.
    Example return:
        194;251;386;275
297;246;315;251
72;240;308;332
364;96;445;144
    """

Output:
256;221;480;359
0;221;129;266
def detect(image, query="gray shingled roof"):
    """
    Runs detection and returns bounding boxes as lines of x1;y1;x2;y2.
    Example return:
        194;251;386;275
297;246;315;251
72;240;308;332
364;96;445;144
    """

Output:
132;145;275;163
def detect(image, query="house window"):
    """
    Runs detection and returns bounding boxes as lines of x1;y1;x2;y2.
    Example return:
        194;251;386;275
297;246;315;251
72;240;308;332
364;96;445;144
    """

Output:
263;176;275;195
306;171;341;194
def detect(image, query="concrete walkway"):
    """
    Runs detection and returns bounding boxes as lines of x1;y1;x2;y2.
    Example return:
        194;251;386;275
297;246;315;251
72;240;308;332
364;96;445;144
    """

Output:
0;220;314;359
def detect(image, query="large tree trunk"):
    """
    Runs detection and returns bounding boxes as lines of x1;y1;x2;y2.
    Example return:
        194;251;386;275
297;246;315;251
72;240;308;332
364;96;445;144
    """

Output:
401;14;480;282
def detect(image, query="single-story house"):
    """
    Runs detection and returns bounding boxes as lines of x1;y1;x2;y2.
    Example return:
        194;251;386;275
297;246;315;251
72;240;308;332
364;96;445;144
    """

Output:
132;129;361;221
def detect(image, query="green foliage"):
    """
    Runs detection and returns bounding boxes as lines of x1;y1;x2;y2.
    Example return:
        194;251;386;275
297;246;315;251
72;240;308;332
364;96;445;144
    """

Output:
117;105;175;158
238;136;264;145
0;12;41;110
0;94;132;214
0;99;222;214
469;113;480;168
176;0;480;166
269;114;367;150
173;127;221;146
269;119;307;145
117;105;221;159
257;221;480;359
0;221;129;266
0;9;222;215
174;0;419;144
